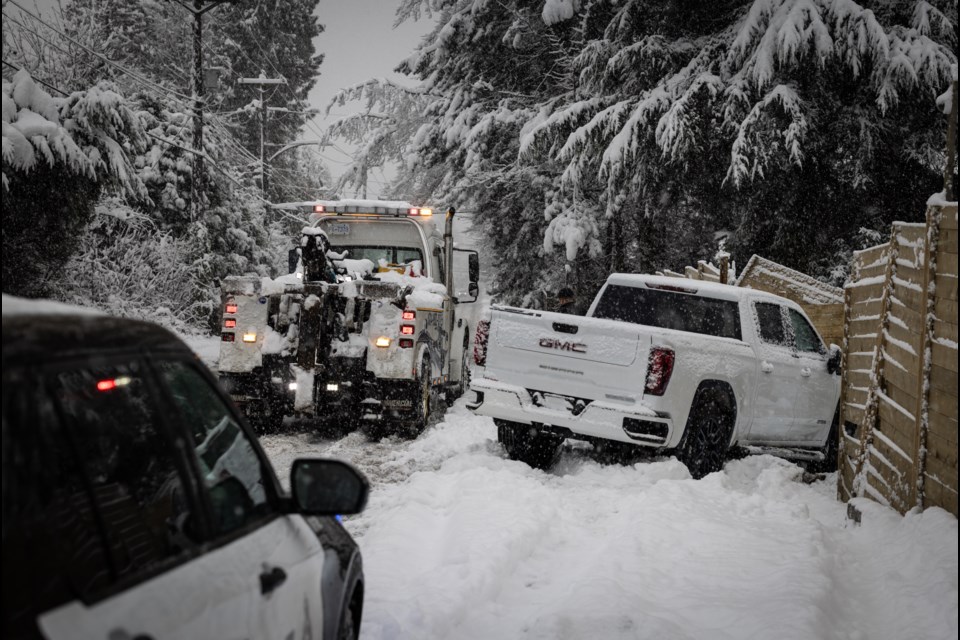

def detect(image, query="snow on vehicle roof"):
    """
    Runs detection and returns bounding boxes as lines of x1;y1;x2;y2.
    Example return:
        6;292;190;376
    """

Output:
1;294;105;317
605;274;745;300
605;273;802;307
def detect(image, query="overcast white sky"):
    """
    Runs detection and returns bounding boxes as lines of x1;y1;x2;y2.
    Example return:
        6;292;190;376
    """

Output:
305;0;435;196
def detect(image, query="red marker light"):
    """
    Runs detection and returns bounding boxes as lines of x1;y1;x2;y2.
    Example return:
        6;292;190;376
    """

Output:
225;303;238;314
224;318;237;328
313;204;325;213
399;338;414;348
96;376;131;392
400;325;415;335
402;310;416;320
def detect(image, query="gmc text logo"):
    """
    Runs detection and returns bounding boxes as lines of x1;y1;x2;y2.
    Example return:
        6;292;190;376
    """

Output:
539;338;587;353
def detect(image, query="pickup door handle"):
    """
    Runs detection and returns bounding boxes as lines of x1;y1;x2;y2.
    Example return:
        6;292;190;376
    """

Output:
552;322;579;334
259;566;287;595
800;367;812;377
761;361;774;373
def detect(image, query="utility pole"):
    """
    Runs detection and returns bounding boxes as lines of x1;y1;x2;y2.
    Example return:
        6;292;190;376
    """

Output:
169;0;232;221
238;72;286;197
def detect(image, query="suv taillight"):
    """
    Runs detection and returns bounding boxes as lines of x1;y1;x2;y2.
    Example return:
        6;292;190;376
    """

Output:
644;347;675;396
473;320;490;366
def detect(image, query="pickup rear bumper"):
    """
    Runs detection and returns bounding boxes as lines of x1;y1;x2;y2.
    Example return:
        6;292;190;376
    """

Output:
468;378;675;448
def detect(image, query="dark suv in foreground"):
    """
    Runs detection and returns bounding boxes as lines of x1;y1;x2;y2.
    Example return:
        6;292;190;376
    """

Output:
2;307;367;640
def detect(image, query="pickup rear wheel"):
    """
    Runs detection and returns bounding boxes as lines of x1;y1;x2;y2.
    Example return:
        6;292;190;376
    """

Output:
497;420;562;470
677;391;735;479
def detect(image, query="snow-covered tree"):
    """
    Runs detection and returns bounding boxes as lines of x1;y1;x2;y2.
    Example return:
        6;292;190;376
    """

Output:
2;70;148;296
333;0;955;304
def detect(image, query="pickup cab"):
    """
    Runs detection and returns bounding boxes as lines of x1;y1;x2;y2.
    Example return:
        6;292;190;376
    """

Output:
467;274;842;478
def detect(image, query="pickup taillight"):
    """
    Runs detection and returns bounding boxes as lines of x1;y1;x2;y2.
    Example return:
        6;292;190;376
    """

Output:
644;347;675;396
473;320;490;366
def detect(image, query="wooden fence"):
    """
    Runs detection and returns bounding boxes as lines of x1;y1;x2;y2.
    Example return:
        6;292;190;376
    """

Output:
837;203;958;516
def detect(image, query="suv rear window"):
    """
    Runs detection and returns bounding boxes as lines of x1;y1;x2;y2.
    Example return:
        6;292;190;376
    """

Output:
592;284;742;340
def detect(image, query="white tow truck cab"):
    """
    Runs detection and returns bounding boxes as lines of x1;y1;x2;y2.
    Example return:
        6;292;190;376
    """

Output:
217;199;479;435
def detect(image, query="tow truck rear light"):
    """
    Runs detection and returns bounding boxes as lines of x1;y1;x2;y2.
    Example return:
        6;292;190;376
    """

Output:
644;347;675;396
313;204;325;213
400;325;415;335
224;319;237;329
225;302;238;314
402;310;416;320
222;333;235;342
399;338;414;348
242;332;257;343
408;207;432;217
375;336;391;348
474;320;490;366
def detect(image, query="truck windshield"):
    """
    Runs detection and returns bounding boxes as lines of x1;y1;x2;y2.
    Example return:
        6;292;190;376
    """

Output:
592;284;742;340
336;246;425;273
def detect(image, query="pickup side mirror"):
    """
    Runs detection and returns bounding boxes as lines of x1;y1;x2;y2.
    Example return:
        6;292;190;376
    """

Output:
469;282;479;298
826;345;842;375
291;459;369;516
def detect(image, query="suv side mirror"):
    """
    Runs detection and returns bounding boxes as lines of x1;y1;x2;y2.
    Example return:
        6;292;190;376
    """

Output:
826;345;842;375
291;459;369;516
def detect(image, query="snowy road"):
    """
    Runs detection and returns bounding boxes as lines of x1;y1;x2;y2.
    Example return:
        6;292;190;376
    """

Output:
259;403;958;640
183;334;957;640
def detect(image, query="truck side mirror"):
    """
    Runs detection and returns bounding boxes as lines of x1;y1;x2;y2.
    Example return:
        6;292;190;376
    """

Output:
469;282;479;298
288;248;299;274
468;252;480;284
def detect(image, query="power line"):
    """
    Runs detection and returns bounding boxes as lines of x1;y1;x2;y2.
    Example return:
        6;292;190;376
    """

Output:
6;0;195;103
2;59;68;95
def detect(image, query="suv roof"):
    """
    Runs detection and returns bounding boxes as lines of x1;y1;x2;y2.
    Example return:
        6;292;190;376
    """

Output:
2;314;192;366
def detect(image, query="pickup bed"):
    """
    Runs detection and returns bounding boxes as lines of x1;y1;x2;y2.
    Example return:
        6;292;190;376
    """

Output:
468;274;842;477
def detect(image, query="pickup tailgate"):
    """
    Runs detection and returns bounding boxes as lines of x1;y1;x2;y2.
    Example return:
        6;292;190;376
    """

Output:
486;307;651;401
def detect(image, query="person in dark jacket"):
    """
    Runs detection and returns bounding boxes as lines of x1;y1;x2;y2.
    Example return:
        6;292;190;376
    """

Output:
557;286;578;314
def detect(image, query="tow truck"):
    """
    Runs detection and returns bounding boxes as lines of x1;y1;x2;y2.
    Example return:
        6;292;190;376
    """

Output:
216;200;480;435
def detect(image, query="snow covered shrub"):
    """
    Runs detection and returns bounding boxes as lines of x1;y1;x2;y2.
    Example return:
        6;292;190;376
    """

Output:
48;198;209;330
2;70;147;296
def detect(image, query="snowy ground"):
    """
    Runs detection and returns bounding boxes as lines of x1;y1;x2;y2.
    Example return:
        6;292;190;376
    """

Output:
186;335;958;640
258;404;957;640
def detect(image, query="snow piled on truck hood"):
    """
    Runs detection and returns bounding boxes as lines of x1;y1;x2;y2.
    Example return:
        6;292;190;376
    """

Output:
261;403;958;640
375;270;447;308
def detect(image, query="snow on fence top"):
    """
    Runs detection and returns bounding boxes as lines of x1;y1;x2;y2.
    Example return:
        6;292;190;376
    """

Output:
736;254;843;305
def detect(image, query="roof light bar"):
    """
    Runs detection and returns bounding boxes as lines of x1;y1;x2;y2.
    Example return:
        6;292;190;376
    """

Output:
310;203;434;217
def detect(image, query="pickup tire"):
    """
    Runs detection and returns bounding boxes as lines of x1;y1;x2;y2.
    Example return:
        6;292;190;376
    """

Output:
676;387;736;479
496;420;562;470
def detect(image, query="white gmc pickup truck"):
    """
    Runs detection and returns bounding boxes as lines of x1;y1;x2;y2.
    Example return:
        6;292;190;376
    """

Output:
468;274;842;478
